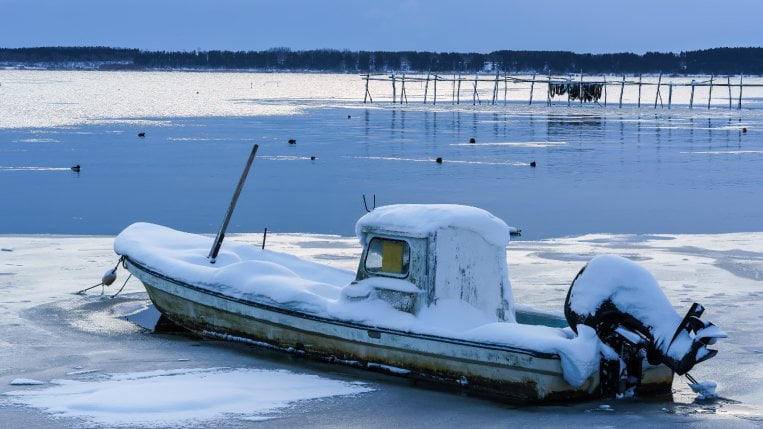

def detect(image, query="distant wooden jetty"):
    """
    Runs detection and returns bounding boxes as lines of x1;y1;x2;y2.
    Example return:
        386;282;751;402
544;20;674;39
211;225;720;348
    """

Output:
361;72;763;109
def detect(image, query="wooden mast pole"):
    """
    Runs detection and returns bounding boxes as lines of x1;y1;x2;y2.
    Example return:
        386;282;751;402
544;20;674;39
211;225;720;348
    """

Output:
529;73;536;105
707;75;714;109
208;144;259;264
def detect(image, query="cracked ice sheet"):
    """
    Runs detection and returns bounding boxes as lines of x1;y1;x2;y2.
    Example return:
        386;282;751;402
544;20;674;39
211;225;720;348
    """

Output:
3;367;372;427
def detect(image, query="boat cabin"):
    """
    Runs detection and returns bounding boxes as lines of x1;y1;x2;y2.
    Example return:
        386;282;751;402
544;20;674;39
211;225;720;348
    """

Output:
345;204;515;322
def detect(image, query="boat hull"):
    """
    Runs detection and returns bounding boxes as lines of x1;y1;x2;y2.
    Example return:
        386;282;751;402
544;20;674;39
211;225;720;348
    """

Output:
125;257;673;402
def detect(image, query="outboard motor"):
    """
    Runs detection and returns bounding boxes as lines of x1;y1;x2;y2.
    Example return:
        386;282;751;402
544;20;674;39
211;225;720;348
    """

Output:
564;255;725;396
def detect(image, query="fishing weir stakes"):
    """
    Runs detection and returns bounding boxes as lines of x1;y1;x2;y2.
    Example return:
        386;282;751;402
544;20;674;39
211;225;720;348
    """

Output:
361;72;761;109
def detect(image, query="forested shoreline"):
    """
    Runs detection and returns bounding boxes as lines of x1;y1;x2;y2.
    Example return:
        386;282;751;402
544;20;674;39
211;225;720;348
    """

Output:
1;46;761;74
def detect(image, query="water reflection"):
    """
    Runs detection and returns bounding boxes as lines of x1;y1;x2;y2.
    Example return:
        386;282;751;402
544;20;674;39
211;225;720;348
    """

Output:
1;106;762;240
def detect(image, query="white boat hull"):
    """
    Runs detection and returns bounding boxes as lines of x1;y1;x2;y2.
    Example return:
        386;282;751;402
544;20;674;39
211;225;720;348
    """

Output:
125;257;674;402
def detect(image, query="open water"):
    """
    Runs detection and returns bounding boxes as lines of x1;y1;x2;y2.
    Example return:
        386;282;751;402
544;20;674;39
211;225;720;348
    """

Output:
0;70;762;239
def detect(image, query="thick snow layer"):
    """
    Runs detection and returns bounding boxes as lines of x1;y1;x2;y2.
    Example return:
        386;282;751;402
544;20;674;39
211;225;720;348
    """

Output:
3;368;373;427
568;255;684;355
115;222;599;386
355;204;511;248
9;379;45;386
689;380;718;400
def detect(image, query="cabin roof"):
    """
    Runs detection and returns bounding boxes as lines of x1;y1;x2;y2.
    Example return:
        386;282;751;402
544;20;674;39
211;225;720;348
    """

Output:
355;204;510;248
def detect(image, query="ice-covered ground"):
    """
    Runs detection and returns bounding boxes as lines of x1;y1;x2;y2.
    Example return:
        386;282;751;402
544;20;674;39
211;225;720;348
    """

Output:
0;231;761;427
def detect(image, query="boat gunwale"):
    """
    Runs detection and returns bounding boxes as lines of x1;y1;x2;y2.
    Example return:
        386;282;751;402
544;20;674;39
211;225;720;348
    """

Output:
124;256;563;360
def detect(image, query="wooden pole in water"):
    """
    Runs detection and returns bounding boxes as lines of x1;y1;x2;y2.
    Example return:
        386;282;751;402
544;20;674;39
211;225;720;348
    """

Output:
433;74;438;105
547;72;551;106
727;76;732;109
208;144;259;264
619;75;625;108
473;74;478;105
391;74;396;104
529;73;536;105
637;74;642;108
689;80;695;109
452;73;456;104
668;83;673;109
603;75;607;107
363;73;370;103
423;71;430;104
738;74;743;110
493;70;498;105
707;75;714;109
504;72;508;105
654;72;662;108
401;74;407;104
457;73;461;104
579;72;584;106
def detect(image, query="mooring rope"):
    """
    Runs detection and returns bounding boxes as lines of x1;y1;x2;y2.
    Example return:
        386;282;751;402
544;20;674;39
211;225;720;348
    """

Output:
75;255;128;297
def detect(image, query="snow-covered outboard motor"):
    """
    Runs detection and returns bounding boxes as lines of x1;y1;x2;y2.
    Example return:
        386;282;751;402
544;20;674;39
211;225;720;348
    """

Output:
564;255;726;396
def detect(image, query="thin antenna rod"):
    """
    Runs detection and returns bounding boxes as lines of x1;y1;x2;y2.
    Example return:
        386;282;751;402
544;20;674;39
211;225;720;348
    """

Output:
208;144;259;264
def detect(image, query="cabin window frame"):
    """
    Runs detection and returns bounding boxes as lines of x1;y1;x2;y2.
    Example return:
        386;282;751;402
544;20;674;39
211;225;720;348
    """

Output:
363;236;411;279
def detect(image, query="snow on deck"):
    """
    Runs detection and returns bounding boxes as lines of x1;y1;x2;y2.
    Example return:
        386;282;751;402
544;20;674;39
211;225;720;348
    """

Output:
355;204;511;247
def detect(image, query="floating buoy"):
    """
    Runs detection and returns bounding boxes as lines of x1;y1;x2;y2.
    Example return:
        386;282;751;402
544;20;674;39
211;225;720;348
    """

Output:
138;132;145;137
70;165;81;172
310;156;316;160
347;115;352;119
469;138;476;144
435;157;443;164
288;139;296;144
102;268;117;286
742;127;748;133
530;161;537;168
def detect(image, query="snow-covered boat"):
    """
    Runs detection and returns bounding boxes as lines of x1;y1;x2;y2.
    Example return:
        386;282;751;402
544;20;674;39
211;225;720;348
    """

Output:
115;204;724;402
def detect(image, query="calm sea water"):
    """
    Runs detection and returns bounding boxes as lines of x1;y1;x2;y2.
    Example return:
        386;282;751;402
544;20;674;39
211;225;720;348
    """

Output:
1;70;761;239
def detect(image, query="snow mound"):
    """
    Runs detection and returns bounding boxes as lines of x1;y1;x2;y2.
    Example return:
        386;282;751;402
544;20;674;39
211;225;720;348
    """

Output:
3;368;373;427
355;204;511;248
567;254;683;354
9;378;45;386
689;380;718;400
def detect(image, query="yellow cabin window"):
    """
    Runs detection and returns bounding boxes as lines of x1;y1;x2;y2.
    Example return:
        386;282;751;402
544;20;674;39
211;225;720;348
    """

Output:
365;238;410;277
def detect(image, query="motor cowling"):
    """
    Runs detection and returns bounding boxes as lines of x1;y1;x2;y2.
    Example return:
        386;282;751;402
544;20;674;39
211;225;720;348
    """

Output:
564;255;725;395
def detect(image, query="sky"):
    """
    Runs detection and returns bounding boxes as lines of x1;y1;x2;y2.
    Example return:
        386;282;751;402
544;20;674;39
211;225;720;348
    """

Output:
1;0;761;54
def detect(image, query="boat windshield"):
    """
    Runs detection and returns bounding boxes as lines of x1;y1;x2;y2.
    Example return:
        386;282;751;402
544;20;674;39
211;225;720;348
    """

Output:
365;238;410;277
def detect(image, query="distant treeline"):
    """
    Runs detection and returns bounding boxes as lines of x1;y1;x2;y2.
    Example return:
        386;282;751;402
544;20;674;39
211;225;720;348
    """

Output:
1;46;762;74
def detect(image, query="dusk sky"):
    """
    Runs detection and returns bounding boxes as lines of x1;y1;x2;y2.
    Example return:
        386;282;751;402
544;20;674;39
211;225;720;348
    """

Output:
1;0;761;54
